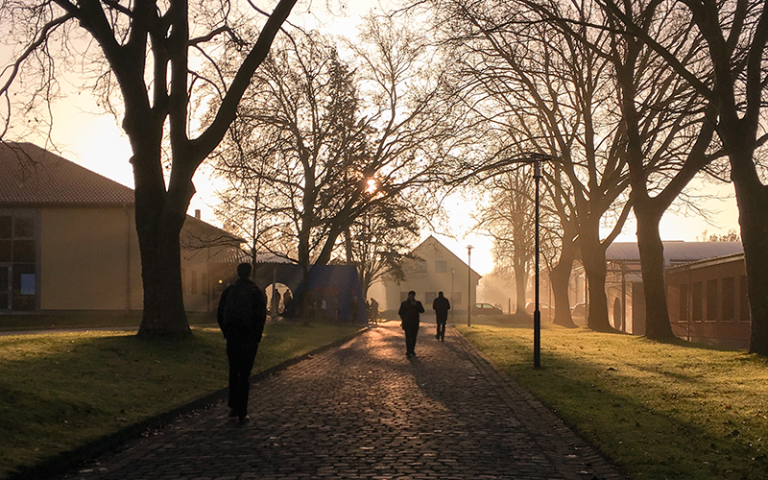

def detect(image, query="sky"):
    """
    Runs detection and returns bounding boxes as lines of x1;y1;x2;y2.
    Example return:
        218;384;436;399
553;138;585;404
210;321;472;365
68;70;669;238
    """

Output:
1;0;742;275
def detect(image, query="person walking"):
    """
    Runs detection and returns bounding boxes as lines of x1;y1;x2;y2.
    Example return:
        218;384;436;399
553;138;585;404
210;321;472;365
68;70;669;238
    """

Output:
432;291;451;341
398;290;424;358
270;288;281;319
217;263;267;424
369;297;379;325
350;296;359;324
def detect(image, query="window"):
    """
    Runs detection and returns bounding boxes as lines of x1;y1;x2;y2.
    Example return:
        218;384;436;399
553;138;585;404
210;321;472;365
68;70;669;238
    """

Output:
706;279;718;321
425;292;437;305
12;265;35;310
20;273;35;295
400;291;409;303
692;281;703;322
739;275;750;322
13;240;35;263
0;240;9;262
722;277;735;321
679;284;688;322
0;216;10;262
1;211;39;312
0;216;11;238
451;291;462;305
414;260;427;273
0;266;7;310
14;217;34;238
435;260;447;273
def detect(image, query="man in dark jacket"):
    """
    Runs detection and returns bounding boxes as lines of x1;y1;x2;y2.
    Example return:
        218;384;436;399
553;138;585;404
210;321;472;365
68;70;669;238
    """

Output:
217;263;267;424
398;290;425;358
432;291;451;341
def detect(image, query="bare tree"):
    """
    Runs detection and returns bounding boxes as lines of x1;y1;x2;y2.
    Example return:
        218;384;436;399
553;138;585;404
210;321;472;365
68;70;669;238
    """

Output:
599;0;768;354
601;1;719;340
476;169;535;318
432;0;632;331
337;200;420;300
211;18;458;297
0;0;300;337
522;0;723;338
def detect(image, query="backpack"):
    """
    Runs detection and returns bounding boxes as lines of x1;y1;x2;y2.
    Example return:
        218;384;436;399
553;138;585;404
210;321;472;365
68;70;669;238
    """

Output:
223;282;260;338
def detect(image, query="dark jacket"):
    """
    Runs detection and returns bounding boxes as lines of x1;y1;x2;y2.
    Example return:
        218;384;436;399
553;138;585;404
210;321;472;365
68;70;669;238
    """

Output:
398;299;425;328
217;279;267;343
432;295;451;314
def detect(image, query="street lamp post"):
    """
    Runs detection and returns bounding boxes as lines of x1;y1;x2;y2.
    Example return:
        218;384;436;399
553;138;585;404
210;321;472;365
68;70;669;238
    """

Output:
533;157;543;368
467;245;473;327
451;268;455;320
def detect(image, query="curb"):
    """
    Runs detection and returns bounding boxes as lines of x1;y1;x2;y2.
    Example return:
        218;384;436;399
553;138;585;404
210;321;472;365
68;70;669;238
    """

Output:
5;327;368;480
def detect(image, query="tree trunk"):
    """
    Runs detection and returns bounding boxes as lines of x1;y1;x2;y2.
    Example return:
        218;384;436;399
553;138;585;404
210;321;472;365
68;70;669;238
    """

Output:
513;256;528;315
125;123;193;338
133;169;193;338
728;141;768;356
550;238;577;328
580;231;613;331
635;204;675;339
136;218;191;338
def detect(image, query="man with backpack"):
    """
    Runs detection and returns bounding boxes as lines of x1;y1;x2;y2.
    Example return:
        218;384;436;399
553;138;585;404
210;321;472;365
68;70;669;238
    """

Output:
217;263;267;424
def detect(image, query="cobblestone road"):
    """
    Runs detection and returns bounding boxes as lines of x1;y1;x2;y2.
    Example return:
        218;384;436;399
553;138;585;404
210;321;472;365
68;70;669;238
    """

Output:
55;322;625;480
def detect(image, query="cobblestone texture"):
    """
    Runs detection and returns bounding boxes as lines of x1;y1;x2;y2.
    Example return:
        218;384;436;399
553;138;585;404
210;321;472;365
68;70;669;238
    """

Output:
54;323;626;480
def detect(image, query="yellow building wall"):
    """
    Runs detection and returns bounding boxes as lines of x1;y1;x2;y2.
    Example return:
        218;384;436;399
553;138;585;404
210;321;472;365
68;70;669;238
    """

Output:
381;237;480;313
40;207;234;313
41;207;141;311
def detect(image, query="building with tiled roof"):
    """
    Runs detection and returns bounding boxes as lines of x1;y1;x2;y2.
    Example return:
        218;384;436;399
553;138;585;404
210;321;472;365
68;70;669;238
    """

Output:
570;240;747;347
374;235;481;316
605;241;743;267
0;142;135;205
0;142;241;316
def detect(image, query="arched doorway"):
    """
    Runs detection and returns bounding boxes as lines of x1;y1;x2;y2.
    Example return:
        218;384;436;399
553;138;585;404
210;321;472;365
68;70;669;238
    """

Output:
266;282;292;319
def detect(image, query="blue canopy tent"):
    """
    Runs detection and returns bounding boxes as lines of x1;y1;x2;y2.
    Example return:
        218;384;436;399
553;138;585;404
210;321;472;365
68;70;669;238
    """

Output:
252;263;365;323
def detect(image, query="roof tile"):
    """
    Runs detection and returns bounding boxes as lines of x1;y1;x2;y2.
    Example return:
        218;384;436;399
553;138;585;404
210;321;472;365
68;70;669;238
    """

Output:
0;142;134;205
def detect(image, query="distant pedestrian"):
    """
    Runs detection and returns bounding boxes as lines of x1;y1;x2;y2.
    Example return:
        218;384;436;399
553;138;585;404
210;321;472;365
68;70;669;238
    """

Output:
283;290;294;317
369;298;379;325
217;263;267;424
350;296;359;324
398;291;425;358
432;291;451;341
270;288;281;319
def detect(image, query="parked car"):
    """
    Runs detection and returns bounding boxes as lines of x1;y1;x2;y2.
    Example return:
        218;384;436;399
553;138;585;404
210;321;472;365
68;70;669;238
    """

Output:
472;303;504;315
525;301;555;319
571;302;586;318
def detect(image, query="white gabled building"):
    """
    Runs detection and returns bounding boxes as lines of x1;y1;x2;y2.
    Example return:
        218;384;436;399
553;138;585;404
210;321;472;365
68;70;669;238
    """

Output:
372;236;481;315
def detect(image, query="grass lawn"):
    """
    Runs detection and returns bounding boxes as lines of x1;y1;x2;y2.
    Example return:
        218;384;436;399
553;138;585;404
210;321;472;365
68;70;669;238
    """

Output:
0;312;216;332
456;323;768;480
0;322;361;478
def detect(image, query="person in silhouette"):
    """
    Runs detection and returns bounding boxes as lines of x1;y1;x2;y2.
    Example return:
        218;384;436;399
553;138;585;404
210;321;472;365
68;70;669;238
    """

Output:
432;291;451;341
350;295;359;324
217;263;267;424
369;297;379;325
398;290;425;358
270;288;281;319
282;290;294;317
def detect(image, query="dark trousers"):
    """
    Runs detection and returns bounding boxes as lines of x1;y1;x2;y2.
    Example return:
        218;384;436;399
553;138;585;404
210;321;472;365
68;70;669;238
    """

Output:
403;322;419;354
436;313;447;338
226;340;260;417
